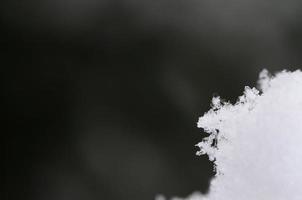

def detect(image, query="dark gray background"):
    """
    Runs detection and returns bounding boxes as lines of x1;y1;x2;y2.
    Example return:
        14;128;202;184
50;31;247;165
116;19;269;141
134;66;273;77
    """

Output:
3;0;302;199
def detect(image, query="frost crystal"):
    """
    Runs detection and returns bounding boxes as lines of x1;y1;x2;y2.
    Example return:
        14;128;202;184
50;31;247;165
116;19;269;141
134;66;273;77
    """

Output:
162;70;302;200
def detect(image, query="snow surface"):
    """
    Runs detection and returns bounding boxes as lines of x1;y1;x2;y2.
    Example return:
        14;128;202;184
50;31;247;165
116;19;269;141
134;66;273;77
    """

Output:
159;69;302;200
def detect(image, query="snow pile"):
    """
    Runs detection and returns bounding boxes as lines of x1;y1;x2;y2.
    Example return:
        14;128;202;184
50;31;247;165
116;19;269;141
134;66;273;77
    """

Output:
164;69;302;200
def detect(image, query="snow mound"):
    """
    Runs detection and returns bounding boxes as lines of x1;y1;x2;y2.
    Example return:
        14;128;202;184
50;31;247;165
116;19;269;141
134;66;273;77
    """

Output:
162;69;302;200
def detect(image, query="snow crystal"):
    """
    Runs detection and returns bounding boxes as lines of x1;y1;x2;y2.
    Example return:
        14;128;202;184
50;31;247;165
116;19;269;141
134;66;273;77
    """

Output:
162;69;302;200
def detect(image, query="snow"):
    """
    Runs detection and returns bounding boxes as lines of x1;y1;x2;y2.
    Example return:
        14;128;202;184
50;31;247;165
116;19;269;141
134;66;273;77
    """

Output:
159;69;302;200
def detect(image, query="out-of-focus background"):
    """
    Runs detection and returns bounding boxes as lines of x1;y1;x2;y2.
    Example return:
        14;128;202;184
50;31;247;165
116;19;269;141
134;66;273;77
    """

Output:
3;0;302;199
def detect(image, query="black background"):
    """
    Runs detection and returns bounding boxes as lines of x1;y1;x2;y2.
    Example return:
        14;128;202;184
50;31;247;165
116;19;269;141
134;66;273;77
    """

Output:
3;1;302;200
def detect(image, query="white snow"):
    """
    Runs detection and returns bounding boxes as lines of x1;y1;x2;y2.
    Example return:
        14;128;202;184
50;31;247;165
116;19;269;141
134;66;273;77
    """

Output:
159;69;302;200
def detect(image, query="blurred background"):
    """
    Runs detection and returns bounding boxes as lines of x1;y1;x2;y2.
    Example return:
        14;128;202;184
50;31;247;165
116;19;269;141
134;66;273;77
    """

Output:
3;0;302;199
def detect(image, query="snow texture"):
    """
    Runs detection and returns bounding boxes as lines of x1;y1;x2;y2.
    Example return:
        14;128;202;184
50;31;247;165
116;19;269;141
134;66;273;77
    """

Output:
160;69;302;200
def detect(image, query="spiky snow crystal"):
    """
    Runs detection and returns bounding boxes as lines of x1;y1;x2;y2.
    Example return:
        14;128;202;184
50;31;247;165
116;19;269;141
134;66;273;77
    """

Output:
163;69;302;200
